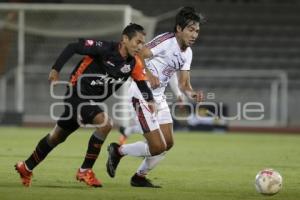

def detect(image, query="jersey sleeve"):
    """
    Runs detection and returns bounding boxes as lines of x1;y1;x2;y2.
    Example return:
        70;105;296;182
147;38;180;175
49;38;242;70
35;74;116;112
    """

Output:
52;39;108;72
180;48;193;71
131;56;147;81
131;56;153;102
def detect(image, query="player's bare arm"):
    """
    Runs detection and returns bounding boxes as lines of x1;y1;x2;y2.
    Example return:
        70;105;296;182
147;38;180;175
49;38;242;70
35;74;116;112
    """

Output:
179;70;203;102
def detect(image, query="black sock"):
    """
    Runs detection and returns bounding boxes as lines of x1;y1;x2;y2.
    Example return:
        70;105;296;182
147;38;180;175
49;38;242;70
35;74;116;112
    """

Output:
25;134;55;170
81;134;104;169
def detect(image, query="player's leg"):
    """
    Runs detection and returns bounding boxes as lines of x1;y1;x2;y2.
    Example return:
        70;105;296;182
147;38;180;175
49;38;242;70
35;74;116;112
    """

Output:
156;99;174;151
133;124;173;177
107;129;166;178
106;97;166;180
133;101;174;186
159;123;174;151
76;105;112;187
129;123;172;188
26;123;78;168
15;102;79;187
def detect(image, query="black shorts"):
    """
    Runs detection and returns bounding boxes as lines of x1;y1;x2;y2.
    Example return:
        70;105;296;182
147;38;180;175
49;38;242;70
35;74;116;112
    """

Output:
57;92;104;133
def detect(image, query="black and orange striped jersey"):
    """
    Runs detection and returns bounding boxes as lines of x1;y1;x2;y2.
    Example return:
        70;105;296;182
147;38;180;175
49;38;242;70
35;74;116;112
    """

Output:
52;39;152;102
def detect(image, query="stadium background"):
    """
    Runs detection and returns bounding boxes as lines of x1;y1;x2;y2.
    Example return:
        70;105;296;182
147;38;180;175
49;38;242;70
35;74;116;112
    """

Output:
0;0;299;131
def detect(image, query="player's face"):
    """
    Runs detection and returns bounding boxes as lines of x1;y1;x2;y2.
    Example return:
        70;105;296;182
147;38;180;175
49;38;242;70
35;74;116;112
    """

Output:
178;21;200;47
125;32;145;57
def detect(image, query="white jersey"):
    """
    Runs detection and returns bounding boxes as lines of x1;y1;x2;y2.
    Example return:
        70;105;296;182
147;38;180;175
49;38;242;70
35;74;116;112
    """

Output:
130;32;193;102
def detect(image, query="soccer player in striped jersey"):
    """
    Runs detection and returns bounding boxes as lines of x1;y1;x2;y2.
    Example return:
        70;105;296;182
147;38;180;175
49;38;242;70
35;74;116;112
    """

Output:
106;7;205;187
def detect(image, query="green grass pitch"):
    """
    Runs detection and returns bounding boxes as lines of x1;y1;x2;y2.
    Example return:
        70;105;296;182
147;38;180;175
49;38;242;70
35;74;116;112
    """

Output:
0;127;300;200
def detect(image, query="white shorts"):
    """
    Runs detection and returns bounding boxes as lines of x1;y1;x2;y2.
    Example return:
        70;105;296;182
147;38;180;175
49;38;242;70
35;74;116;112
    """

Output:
132;96;173;133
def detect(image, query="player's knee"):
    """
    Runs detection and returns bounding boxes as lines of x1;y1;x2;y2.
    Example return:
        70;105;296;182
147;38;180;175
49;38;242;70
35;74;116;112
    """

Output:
166;141;174;151
105;117;113;131
94;113;113;131
95;117;113;135
149;143;166;156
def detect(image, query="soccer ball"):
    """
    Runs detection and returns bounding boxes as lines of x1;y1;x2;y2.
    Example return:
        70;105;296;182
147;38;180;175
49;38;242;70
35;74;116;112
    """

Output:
255;168;283;195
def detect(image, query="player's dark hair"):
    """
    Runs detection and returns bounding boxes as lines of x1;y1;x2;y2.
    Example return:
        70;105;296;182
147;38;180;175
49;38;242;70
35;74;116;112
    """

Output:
122;23;146;39
174;7;206;32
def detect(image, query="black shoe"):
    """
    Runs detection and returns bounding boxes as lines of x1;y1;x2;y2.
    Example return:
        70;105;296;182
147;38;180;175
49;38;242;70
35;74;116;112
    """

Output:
106;142;122;178
130;173;161;188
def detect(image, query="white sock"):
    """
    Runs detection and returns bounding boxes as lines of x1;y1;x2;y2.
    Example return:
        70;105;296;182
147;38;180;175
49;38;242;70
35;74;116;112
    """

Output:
136;152;166;176
119;141;151;157
124;124;142;137
79;168;89;172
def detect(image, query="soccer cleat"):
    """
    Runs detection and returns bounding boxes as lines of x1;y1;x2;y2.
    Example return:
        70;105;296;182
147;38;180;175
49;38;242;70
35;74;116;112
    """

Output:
118;126;127;145
106;142;122;178
76;169;102;187
15;161;33;187
130;173;161;188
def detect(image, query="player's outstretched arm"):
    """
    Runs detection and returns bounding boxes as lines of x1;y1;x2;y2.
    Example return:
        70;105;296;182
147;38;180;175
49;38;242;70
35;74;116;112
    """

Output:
51;42;81;73
178;70;203;102
51;39;105;74
169;73;185;101
49;42;79;85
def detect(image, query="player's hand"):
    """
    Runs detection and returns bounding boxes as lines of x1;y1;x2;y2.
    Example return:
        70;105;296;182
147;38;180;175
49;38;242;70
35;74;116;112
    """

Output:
190;91;204;102
176;94;184;103
176;94;185;110
147;100;157;114
48;69;59;85
146;70;160;89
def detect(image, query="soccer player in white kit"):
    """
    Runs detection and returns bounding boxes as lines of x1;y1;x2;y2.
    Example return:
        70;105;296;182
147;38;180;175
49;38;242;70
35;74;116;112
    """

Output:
118;73;185;145
106;7;204;187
